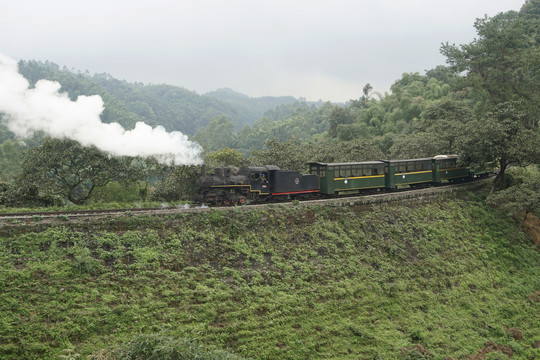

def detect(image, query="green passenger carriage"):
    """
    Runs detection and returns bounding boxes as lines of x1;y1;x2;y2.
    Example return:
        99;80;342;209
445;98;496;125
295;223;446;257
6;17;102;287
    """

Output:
433;155;469;182
381;158;435;189
309;155;492;195
308;161;386;195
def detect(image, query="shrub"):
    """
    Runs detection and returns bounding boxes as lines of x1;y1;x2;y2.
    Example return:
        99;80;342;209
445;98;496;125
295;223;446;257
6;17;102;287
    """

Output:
116;332;245;360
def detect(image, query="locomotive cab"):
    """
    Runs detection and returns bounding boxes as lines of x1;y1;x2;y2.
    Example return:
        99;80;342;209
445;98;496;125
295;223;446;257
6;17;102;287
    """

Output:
241;167;273;194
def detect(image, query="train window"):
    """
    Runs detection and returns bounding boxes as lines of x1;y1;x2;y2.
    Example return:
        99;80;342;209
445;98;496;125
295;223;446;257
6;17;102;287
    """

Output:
250;173;260;181
313;165;327;178
373;167;378;175
441;160;452;169
344;166;352;178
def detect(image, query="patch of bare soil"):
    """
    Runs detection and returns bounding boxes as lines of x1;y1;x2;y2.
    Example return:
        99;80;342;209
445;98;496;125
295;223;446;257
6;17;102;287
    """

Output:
504;327;523;340
528;290;540;303
467;341;514;359
524;212;540;247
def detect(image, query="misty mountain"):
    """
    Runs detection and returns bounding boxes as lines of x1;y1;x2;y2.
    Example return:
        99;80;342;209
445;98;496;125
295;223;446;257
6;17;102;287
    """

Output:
13;60;308;136
203;88;299;120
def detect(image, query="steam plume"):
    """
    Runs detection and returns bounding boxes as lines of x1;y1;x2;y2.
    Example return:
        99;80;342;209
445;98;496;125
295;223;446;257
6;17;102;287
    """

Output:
0;54;202;165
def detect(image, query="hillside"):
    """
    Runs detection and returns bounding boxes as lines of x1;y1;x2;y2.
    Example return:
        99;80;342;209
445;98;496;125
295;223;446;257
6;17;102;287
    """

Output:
0;189;538;359
203;88;298;120
14;60;306;136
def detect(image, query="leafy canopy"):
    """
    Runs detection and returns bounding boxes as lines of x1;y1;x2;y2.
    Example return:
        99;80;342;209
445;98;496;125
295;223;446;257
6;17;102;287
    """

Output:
20;138;127;205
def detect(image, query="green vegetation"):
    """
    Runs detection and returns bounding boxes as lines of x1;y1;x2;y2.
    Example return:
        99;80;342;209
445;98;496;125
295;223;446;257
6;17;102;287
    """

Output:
15;63;315;138
0;3;539;359
0;193;538;359
0;1;537;205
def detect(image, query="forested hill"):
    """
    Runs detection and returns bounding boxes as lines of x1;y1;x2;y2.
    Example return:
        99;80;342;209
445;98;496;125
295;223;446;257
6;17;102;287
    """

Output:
205;88;297;119
15;60;307;135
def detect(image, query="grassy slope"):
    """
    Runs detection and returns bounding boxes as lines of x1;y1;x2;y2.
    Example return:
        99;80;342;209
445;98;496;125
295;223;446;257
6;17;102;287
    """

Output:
0;192;538;359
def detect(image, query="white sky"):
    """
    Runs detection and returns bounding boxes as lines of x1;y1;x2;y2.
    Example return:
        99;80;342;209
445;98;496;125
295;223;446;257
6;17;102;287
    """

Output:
1;0;526;102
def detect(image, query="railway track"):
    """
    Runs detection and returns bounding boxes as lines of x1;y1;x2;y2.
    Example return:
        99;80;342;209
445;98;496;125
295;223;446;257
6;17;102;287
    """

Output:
0;205;207;221
0;176;493;222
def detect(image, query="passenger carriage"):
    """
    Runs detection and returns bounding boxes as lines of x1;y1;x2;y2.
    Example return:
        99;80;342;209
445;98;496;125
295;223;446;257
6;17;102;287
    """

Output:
381;158;435;189
308;161;386;195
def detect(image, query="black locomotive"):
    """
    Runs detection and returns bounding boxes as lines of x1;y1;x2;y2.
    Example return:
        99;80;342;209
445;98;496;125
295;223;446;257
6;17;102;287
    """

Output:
195;165;319;205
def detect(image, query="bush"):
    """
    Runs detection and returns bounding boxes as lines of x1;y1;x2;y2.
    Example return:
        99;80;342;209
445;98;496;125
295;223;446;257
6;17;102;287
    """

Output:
116;332;245;360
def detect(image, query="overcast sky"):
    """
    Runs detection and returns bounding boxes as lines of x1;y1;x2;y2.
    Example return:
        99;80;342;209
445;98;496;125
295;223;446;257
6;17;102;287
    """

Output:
1;0;526;102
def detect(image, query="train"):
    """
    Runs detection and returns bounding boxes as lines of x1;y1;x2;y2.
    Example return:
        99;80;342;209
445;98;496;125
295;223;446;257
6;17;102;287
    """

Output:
195;155;495;205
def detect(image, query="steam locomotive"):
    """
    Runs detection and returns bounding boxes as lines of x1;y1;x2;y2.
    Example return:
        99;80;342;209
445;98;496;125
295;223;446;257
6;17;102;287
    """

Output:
195;155;494;205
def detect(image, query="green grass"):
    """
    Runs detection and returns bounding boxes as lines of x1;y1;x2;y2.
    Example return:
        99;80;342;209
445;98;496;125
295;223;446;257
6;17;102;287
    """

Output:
0;194;538;359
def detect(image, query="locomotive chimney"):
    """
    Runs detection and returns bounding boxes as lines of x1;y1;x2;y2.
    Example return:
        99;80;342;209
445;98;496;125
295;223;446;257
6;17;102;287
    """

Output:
201;164;206;176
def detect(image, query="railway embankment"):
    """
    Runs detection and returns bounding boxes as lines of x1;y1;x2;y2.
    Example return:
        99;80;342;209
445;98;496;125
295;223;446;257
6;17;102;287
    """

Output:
0;178;538;359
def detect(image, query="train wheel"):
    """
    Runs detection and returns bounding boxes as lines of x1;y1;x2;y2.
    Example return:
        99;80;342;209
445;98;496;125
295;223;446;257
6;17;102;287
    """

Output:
223;199;231;205
215;200;222;206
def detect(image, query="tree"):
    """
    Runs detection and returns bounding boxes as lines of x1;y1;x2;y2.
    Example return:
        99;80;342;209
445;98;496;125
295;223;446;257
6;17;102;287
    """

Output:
195;116;236;151
418;98;474;151
328;107;353;138
310;138;384;164
455;102;540;190
441;3;540;188
118;156;171;201
250;137;385;173
389;132;448;159
487;167;540;242
205;147;247;169
0;139;27;182
250;138;310;172
19;138;125;204
150;165;199;202
441;3;540;126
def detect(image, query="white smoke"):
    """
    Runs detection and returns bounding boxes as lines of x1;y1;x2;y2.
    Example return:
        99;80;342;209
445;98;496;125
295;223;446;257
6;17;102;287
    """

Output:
0;54;202;165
